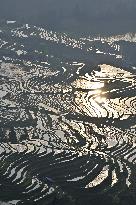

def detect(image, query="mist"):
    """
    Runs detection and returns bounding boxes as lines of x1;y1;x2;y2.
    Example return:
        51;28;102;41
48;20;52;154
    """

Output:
0;0;136;34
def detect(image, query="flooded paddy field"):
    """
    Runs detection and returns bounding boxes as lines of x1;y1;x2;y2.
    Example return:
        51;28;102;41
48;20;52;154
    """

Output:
0;21;136;205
